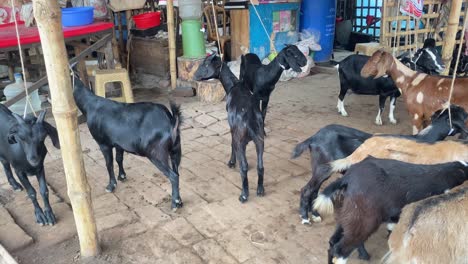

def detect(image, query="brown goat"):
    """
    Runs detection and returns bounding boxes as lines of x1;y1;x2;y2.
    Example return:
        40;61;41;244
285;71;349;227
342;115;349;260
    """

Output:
384;184;468;264
330;136;468;172
361;50;468;134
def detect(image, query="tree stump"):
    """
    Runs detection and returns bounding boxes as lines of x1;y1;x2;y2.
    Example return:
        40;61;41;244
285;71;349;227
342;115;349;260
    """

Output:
196;79;225;103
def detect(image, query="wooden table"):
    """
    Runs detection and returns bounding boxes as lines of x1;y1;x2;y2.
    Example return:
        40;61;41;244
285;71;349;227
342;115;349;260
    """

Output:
0;21;116;107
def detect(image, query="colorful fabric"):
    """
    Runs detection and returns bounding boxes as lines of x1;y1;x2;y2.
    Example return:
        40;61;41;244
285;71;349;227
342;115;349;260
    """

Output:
400;0;424;19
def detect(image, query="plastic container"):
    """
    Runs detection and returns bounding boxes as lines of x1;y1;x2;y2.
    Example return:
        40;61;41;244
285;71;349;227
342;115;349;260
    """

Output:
300;1;336;62
133;11;161;29
181;20;206;58
179;0;202;20
62;7;94;27
4;73;41;115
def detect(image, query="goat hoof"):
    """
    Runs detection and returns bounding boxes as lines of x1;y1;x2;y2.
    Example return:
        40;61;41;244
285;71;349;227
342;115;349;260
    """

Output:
12;184;23;192
105;183;117;193
389;119;397;125
301;218;311;225
358;250;371;261
227;161;236;168
118;174;127;182
256;186;265;197
172;199;183;210
239;195;248;203
45;209;56;226
35;209;47;226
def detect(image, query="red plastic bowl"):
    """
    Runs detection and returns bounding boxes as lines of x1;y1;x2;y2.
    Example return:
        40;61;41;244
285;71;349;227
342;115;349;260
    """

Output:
133;11;161;29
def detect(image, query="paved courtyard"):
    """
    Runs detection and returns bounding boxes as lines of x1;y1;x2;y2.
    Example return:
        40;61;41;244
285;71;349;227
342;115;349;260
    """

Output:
0;71;415;264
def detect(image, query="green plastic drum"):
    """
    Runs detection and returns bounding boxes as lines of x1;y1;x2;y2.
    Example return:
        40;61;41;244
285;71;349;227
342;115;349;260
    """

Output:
181;20;206;58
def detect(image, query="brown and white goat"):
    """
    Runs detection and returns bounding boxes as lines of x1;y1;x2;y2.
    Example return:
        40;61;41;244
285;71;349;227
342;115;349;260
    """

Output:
383;184;468;264
361;50;468;134
330;136;468;172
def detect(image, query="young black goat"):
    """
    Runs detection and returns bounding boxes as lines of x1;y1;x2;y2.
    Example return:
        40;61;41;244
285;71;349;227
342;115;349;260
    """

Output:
336;38;444;125
0;105;60;225
292;105;468;224
313;157;468;264
239;45;307;121
72;74;183;209
194;54;265;203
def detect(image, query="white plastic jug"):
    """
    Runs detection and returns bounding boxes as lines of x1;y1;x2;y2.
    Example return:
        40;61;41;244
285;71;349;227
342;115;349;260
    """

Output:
4;73;42;115
179;0;202;20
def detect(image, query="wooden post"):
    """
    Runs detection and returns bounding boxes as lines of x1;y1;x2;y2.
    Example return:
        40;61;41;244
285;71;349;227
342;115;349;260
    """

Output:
167;0;177;89
441;0;463;75
33;0;100;257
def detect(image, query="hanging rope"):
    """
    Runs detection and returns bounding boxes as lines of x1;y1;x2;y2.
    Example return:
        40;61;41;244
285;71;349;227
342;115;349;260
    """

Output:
9;0;36;118
392;0;403;56
210;1;223;61
249;0;276;53
446;4;468;129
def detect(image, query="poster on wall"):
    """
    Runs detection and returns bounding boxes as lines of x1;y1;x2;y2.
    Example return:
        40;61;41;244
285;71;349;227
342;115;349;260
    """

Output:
400;0;423;19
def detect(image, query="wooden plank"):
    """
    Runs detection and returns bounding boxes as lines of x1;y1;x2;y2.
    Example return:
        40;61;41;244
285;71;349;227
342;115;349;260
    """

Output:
230;9;249;60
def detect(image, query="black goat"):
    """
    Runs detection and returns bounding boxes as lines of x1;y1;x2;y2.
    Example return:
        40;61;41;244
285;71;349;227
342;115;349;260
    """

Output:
0;105;60;225
72;74;183;209
194;54;265;203
336;38;444;125
292;105;468;225
239;45;307;121
314;157;468;264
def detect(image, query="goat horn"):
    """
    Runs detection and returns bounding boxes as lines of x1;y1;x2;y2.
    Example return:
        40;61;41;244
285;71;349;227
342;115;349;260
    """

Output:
12;112;26;125
37;110;47;123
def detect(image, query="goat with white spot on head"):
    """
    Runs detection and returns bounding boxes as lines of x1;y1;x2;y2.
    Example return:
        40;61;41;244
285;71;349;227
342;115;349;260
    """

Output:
362;50;468;136
336;39;443;126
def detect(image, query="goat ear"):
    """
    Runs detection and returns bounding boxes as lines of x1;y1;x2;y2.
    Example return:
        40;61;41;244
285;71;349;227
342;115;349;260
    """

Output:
375;52;393;79
36;110;47;124
7;127;17;144
43;122;60;149
12;112;26;126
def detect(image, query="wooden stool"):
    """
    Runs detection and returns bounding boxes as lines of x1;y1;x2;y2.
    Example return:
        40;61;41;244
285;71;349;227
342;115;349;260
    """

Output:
94;68;134;103
354;42;381;56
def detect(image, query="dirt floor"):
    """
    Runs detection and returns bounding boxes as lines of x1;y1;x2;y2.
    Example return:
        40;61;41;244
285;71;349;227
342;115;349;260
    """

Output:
0;68;418;264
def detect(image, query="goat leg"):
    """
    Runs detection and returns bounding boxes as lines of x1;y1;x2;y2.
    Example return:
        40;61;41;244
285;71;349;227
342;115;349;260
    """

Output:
170;143;182;175
388;96;397;124
357;244;370;260
261;99;269;122
227;141;236;168
375;95;386;126
255;139;265;197
150;157;183;210
99;144;117;192
238;144;249;203
16;171;47;226
37;168;56;225
115;147;127;182
1;160;23;191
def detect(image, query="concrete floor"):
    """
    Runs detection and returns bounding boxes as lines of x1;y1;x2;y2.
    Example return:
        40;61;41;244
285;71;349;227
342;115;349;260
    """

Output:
0;70;417;264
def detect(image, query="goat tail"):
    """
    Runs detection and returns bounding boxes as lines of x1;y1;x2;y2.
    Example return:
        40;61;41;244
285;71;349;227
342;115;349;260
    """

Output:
169;101;182;143
291;139;311;159
313;178;346;216
330;158;352;172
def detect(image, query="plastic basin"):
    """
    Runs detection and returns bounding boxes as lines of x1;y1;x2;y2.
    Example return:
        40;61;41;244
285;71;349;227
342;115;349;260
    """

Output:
62;7;94;27
133;12;161;30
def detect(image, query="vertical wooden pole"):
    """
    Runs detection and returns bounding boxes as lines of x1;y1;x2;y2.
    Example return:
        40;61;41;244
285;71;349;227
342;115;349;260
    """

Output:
441;0;462;75
33;0;100;257
167;0;177;89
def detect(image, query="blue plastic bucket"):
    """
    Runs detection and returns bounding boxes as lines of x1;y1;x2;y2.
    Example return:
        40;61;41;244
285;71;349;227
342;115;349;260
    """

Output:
62;7;94;27
300;1;336;62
